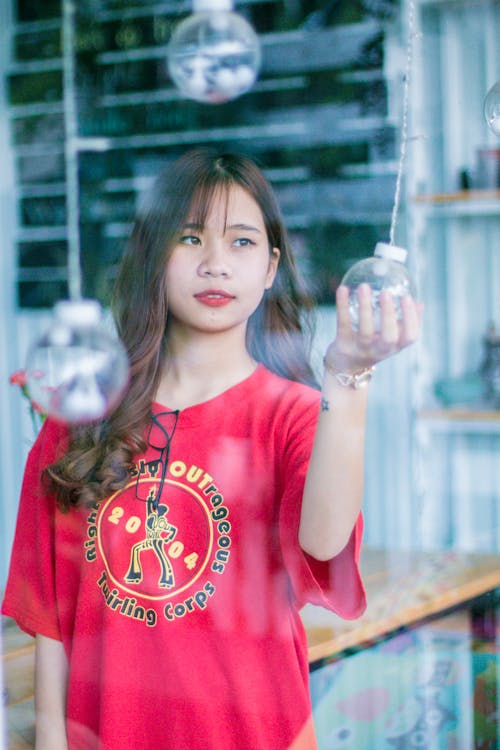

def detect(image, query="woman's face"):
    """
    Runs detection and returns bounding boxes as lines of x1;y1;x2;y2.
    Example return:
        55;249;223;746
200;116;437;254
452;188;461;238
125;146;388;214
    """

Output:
164;184;280;339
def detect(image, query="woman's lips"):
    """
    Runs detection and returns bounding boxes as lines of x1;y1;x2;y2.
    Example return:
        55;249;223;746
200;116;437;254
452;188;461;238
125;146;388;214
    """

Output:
194;290;235;307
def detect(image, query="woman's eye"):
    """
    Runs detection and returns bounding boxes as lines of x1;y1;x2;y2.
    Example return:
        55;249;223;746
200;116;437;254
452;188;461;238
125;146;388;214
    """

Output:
233;237;255;247
179;235;201;246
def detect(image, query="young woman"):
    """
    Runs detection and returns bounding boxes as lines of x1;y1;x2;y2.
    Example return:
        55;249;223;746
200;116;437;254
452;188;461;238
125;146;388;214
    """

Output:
3;149;420;750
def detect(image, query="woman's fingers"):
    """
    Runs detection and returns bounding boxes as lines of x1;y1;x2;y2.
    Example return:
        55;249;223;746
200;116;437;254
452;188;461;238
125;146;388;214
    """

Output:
334;285;421;364
335;284;352;336
399;295;422;347
379;290;399;350
357;284;375;341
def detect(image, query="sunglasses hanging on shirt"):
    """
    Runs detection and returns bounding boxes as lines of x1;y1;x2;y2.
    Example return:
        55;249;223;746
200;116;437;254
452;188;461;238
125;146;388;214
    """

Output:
135;411;180;510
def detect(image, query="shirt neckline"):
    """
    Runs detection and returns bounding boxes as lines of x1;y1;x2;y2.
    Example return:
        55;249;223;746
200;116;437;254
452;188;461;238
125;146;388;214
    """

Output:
151;363;267;425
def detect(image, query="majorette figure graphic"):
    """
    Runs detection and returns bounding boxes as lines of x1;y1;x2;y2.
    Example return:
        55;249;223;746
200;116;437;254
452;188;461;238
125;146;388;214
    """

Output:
125;487;178;589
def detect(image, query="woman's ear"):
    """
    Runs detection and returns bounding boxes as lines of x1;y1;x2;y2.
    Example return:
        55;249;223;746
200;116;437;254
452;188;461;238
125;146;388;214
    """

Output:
265;247;280;289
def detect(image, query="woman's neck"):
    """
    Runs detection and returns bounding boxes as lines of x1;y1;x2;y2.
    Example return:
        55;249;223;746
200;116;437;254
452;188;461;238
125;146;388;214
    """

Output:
155;328;257;411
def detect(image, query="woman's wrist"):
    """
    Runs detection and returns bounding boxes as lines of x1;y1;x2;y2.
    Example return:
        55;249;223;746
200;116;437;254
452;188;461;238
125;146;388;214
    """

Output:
322;356;376;390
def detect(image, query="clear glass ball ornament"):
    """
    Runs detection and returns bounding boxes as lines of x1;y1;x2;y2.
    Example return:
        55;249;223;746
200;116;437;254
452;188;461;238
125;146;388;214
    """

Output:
341;242;417;330
167;0;261;104
484;80;500;137
25;299;129;423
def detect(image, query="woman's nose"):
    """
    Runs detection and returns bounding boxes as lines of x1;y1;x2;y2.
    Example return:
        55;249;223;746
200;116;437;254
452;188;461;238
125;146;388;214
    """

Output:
197;242;232;278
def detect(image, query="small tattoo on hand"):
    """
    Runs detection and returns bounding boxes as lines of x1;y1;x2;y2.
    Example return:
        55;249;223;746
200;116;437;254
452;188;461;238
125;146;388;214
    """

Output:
321;397;330;412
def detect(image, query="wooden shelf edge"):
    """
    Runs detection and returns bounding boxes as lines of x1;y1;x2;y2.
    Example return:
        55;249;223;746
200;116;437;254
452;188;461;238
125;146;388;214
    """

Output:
418;408;500;421
414;190;500;203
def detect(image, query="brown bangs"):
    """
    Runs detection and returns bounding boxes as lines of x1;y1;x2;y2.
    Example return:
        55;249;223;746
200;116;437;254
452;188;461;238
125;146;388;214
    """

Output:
183;173;235;235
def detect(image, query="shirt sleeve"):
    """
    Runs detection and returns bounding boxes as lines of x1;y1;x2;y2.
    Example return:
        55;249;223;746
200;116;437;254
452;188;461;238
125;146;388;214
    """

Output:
278;388;366;620
2;418;68;639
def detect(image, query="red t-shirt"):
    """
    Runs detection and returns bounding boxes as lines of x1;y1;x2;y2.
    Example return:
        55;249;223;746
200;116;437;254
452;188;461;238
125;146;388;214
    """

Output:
2;365;365;750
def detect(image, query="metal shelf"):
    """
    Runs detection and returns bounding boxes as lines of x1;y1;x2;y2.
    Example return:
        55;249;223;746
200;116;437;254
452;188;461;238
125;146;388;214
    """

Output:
17;266;68;282
9;58;62;74
16;226;67;242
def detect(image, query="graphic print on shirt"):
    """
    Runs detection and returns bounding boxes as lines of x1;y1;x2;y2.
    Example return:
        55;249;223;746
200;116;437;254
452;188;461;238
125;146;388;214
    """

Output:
84;457;232;627
124;489;178;589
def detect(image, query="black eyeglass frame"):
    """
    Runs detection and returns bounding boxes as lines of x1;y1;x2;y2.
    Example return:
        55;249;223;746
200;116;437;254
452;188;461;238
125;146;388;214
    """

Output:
135;410;179;510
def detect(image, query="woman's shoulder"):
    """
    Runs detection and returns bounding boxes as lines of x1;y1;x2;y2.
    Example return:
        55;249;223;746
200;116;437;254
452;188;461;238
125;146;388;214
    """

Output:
29;416;70;463
252;367;320;454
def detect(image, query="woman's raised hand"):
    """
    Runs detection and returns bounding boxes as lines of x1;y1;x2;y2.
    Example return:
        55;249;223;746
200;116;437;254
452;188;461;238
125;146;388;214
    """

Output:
324;283;422;373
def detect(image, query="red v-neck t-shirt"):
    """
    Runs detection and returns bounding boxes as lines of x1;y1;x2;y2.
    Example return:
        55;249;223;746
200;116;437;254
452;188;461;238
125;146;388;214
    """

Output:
3;365;365;750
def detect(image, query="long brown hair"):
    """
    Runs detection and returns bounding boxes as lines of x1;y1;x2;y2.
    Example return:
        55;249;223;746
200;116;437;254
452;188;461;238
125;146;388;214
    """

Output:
45;149;318;510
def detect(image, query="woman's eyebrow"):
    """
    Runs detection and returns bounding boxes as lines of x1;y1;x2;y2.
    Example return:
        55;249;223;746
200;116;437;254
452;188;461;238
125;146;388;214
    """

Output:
181;221;263;233
182;222;203;230
227;223;262;233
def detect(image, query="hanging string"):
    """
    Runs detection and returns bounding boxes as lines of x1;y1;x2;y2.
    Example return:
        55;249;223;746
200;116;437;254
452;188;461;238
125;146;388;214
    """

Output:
389;0;417;246
62;0;82;300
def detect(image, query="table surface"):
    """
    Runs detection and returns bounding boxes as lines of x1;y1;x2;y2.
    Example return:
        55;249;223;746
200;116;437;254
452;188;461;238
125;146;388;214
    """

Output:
301;546;500;664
